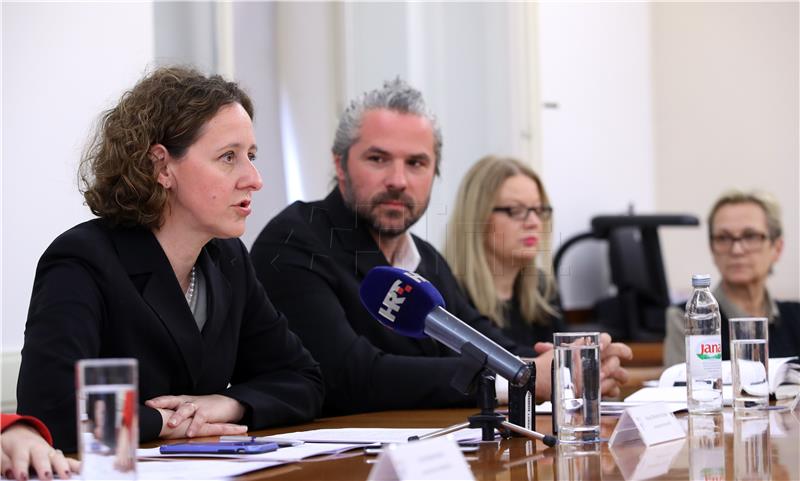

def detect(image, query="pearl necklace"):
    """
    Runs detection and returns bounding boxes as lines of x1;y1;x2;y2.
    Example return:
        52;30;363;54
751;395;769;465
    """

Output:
185;266;197;305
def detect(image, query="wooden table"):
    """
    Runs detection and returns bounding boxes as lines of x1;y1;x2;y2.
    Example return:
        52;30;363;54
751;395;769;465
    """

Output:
153;406;799;480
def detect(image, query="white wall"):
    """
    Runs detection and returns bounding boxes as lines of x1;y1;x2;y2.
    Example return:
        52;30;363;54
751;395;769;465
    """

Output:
652;2;800;301
150;2;290;250
538;3;656;308
232;2;288;249
1;2;154;409
273;2;340;206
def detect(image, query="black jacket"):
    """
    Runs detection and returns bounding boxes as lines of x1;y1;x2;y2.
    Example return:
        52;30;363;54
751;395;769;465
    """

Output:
251;189;534;416
17;219;324;451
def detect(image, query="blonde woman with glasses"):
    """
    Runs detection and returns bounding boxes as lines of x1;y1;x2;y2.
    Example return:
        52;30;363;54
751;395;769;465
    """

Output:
663;190;799;366
445;155;632;399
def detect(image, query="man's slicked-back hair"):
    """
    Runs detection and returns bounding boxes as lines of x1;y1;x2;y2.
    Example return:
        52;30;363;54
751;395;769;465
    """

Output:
331;78;442;175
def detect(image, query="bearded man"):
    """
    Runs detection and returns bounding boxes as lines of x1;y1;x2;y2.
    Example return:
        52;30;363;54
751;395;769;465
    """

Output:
251;79;630;415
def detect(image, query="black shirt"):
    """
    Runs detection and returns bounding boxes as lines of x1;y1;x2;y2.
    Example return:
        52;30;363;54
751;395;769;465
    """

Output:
499;296;566;347
251;189;535;415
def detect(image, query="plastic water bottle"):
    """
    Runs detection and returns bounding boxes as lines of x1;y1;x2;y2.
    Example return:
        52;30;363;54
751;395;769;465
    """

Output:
685;274;723;413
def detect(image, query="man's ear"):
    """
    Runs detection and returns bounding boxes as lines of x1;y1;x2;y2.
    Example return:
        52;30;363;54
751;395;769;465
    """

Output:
334;154;348;192
149;144;171;189
334;154;345;180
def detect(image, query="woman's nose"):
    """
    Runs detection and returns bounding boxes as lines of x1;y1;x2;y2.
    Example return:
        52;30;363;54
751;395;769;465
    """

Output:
241;159;263;191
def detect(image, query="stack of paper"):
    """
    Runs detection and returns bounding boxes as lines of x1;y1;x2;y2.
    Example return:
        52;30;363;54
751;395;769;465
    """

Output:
136;426;487;479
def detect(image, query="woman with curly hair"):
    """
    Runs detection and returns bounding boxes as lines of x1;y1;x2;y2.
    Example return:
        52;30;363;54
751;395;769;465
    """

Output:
16;66;323;452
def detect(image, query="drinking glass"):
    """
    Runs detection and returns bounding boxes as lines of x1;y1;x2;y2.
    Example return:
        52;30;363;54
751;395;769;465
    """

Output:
729;317;769;412
553;332;601;443
76;358;138;480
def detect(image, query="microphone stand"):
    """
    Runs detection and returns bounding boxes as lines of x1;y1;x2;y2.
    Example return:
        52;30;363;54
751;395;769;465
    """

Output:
409;343;557;447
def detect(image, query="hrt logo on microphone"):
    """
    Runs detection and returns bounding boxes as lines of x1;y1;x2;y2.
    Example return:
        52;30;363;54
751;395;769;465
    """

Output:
377;270;428;322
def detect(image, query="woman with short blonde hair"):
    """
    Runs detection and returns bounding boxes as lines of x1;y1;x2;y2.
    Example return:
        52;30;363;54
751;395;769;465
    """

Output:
663;189;799;366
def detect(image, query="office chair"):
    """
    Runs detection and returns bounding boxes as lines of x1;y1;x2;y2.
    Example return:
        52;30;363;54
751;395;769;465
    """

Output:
553;214;699;341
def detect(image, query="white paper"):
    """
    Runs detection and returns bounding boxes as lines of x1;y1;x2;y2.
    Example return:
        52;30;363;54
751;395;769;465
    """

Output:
624;386;733;405
535;401;687;415
660;356;799;393
265;427;486;444
367;436;475;481
137;460;282;479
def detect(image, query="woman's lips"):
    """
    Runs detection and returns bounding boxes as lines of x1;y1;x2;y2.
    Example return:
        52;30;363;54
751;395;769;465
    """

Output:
522;237;538;247
234;199;252;216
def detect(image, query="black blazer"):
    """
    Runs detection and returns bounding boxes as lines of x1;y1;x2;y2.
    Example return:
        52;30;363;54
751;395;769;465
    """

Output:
17;219;323;451
251;189;534;416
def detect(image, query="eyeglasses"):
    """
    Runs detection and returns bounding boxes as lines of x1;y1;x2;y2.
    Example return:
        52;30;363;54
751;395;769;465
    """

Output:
710;231;770;253
492;205;553;222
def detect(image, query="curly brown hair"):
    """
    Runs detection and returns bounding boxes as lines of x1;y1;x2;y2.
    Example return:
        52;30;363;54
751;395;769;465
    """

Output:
79;66;254;229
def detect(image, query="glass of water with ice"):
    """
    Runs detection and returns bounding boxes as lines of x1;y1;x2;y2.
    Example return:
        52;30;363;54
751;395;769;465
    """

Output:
729;318;769;413
76;358;138;480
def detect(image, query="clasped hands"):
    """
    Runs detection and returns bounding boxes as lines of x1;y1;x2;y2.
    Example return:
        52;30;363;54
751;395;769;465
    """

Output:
531;332;633;401
145;394;248;439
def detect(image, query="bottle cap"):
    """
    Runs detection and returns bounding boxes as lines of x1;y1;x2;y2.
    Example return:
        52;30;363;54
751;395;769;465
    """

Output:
691;274;711;287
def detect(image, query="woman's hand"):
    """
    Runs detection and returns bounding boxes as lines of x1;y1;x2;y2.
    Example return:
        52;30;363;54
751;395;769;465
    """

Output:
146;394;247;438
1;424;80;480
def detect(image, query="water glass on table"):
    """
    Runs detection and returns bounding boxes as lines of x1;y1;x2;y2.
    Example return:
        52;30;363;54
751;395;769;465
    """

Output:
553;332;601;443
729;317;769;412
76;358;138;480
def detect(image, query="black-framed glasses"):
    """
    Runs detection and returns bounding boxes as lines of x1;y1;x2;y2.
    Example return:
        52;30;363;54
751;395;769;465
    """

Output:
492;205;553;222
710;231;769;253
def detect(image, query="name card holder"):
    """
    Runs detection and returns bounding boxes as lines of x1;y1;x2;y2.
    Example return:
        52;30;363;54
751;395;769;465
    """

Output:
367;436;475;481
609;403;685;447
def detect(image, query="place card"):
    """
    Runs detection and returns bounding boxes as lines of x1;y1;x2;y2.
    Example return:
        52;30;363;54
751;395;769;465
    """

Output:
366;435;475;481
609;403;685;447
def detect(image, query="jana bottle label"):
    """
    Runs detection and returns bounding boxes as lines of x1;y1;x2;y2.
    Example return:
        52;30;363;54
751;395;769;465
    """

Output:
688;335;722;378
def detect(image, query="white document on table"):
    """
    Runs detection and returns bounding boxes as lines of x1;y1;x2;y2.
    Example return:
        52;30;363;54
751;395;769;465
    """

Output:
659;357;798;392
137;460;282;480
624;386;733;405
536;401;688;415
261;427;486;444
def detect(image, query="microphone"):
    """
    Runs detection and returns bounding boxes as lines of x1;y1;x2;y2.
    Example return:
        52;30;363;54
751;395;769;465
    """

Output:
359;266;531;387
